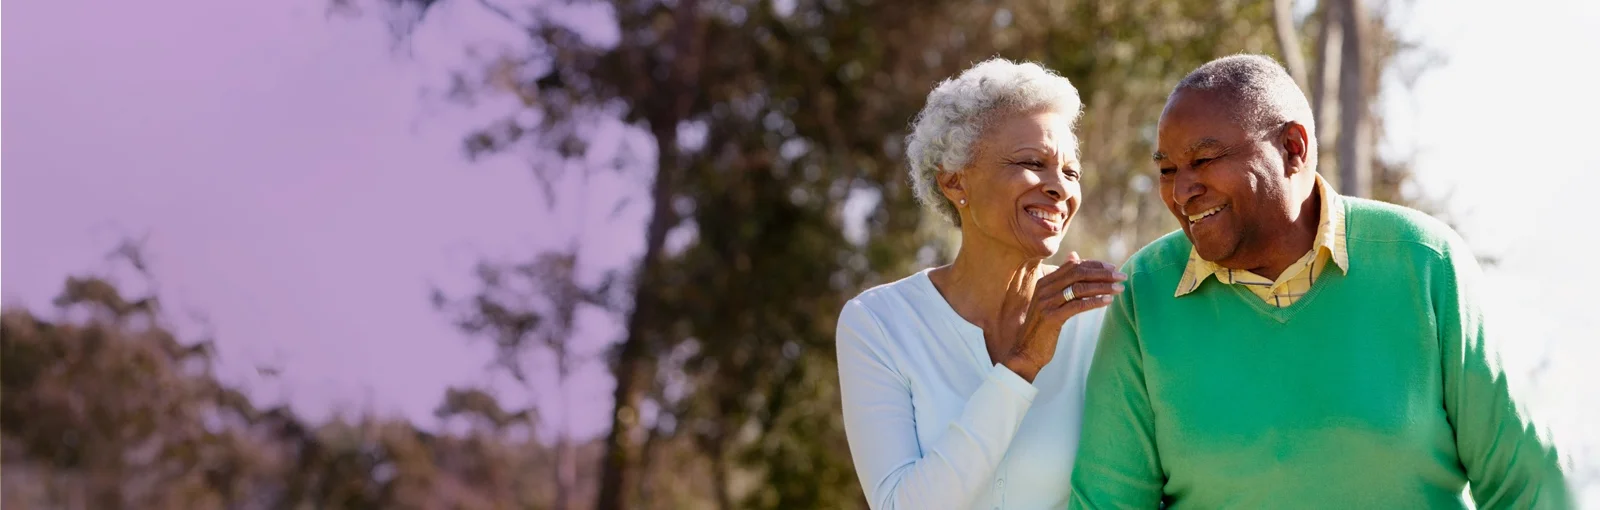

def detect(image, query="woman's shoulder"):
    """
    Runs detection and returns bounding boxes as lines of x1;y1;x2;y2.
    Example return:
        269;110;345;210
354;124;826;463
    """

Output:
842;268;936;314
836;270;944;371
837;269;946;352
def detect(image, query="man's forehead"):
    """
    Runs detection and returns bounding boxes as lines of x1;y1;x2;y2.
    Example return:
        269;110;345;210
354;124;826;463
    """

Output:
1155;92;1244;161
1153;136;1225;161
1159;88;1243;129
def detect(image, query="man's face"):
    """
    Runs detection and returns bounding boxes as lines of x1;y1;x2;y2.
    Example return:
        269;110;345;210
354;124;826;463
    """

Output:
1154;89;1292;269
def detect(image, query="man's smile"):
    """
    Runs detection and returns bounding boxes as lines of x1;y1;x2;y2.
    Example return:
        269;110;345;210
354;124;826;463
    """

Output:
1187;204;1227;226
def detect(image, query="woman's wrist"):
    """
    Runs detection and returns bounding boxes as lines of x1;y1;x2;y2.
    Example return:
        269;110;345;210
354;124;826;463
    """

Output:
1001;353;1042;383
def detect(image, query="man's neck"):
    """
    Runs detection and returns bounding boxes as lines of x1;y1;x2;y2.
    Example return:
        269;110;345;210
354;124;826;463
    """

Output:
1242;176;1323;281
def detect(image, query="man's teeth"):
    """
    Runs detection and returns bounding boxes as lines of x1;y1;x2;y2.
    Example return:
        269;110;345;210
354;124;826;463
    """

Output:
1027;208;1064;224
1187;205;1224;223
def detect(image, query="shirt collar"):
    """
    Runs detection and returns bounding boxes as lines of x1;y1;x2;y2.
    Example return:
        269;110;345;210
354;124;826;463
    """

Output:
1173;173;1349;298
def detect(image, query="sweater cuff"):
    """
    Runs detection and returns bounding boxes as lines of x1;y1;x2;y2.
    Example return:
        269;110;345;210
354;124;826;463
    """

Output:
989;362;1039;402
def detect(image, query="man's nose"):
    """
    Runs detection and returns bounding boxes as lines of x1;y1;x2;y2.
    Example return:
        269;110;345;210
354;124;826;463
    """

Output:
1174;168;1205;214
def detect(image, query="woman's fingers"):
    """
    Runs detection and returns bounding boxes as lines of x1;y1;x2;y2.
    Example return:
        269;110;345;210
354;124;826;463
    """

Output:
1063;281;1124;301
1038;259;1126;299
1048;291;1116;320
1036;270;1126;326
1017;256;1128;346
1047;280;1121;315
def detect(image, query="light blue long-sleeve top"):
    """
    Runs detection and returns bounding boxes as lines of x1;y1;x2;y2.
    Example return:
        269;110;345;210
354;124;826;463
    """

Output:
837;268;1106;510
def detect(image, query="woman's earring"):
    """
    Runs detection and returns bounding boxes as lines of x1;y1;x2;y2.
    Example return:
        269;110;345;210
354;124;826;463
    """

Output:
958;199;967;206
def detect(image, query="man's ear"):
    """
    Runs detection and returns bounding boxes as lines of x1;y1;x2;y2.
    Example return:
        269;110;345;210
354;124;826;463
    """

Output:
1280;121;1312;176
937;167;967;208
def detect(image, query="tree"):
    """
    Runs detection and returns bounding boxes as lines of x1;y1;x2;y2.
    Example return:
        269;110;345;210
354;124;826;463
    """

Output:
433;244;618;508
2;253;271;509
1292;0;1443;208
336;1;1005;506
1;249;562;509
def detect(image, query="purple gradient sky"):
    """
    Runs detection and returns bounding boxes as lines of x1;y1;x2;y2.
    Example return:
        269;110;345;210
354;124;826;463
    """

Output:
2;0;643;438
4;1;1597;497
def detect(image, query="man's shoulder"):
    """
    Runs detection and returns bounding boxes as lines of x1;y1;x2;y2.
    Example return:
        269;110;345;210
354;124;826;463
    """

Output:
1343;197;1469;259
1123;229;1193;277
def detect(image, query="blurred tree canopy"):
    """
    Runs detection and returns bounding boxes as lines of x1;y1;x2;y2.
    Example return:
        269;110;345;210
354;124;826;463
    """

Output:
1;262;545;509
0;1;1441;509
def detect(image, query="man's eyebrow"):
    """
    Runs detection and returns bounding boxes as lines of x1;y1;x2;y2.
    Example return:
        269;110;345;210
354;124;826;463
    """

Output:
1187;137;1224;155
1155;137;1225;163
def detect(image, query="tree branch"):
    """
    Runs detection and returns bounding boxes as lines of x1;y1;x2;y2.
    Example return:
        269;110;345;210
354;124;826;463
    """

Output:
1336;0;1370;197
1311;0;1341;174
1272;0;1309;90
475;0;531;30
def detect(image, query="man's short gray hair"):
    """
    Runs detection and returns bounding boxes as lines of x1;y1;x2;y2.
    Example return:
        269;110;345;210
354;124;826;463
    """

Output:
906;57;1084;225
1174;54;1316;153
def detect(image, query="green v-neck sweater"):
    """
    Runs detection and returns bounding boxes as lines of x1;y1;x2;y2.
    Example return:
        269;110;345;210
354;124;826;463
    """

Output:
1068;198;1570;509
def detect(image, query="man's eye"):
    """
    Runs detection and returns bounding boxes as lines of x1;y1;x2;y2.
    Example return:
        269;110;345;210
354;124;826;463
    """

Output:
1021;160;1045;168
1159;167;1176;176
1193;157;1215;167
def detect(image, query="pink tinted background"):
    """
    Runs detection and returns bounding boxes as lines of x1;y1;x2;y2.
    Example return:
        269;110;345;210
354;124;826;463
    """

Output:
2;0;637;439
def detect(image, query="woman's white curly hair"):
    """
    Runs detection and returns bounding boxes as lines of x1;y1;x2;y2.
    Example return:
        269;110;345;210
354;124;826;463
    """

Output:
905;57;1084;225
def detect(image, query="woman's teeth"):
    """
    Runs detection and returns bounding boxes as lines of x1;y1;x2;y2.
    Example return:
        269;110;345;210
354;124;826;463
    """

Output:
1027;208;1064;225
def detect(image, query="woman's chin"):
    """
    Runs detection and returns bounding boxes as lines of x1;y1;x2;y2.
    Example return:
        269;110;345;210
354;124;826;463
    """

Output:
1017;236;1061;260
994;227;1063;260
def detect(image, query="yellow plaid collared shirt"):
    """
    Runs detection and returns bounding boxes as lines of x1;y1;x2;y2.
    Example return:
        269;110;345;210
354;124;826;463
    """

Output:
1174;174;1350;308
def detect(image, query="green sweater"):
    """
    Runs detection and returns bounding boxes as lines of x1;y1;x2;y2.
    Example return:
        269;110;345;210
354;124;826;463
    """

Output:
1068;198;1570;509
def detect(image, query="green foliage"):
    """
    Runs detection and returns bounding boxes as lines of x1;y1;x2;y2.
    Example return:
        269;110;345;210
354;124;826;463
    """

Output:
2;275;263;509
0;269;590;509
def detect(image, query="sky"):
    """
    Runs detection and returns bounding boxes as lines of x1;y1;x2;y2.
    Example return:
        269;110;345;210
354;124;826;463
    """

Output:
1;0;645;438
4;0;1597;501
1396;0;1600;488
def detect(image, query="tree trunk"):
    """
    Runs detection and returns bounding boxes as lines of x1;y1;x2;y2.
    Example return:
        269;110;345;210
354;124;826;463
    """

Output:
1271;0;1308;91
554;367;575;510
596;2;704;507
1336;0;1370;198
635;421;665;508
595;128;678;509
1311;0;1342;176
709;435;735;510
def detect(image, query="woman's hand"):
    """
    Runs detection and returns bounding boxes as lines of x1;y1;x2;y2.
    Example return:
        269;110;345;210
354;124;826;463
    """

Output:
1000;252;1127;382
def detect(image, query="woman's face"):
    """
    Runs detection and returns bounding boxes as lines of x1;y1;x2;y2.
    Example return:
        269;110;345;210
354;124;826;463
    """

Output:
943;109;1082;260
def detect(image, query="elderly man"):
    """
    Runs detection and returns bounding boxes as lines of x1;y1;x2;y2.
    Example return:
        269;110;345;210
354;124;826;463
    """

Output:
1067;54;1570;509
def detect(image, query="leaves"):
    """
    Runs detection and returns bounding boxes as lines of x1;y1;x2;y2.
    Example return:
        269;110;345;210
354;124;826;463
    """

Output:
0;266;577;509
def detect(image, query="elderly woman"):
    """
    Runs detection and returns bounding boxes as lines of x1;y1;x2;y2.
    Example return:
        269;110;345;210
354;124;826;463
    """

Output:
836;58;1127;509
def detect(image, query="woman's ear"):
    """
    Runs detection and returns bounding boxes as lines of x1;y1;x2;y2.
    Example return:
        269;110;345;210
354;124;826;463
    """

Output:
937;168;967;208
